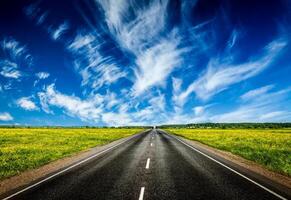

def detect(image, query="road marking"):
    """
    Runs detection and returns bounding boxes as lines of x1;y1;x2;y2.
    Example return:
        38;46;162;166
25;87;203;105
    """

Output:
139;187;145;200
1;131;148;200
146;158;150;169
150;143;153;147
164;131;288;200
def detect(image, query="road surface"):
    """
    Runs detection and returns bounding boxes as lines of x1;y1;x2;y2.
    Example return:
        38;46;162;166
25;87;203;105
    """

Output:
2;129;290;200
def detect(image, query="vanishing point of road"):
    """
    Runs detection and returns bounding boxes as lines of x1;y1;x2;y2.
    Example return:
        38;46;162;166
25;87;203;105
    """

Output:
2;129;290;200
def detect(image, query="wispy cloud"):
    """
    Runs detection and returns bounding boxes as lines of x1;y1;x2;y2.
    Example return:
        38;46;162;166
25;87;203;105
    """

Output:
212;86;291;122
17;97;38;111
37;83;170;125
50;21;70;40
134;92;167;123
102;112;133;126
171;77;184;112
24;2;48;26
176;38;287;103
0;60;21;78
259;111;290;120
132;35;184;95
36;72;50;79
211;106;291;122
89;63;127;89
97;0;186;96
1;37;33;65
97;0;168;53
0;37;33;81
38;84;104;121
240;85;274;101
67;31;126;91
0;112;13;121
34;72;50;86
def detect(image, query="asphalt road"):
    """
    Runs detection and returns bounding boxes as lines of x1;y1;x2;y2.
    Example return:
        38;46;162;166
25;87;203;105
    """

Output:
2;129;290;200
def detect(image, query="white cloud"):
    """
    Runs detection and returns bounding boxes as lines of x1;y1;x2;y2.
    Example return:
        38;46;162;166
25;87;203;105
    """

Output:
172;77;182;94
67;31;126;91
2;82;12;90
102;112;133;126
212;87;291;122
163;112;209;125
51;21;69;40
97;0;129;34
37;82;170;125
176;38;287;103
104;92;120;109
36;72;50;79
1;38;32;65
97;0;185;96
0;112;13;121
90;64;127;89
17;97;38;111
0;38;33;81
134;92;167;123
211;106;291;123
259;111;290;120
132;36;183;95
97;0;169;53
172;76;191;109
149;93;166;111
0;60;21;78
211;106;259;122
240;85;274;101
38;92;52;114
38;84;104;121
37;84;144;125
68;33;95;51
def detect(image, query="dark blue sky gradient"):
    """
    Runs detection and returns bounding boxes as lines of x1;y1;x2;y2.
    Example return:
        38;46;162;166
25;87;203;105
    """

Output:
0;0;291;126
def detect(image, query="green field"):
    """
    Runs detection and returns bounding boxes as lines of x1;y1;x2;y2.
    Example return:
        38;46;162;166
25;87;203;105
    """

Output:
0;128;143;180
165;128;291;176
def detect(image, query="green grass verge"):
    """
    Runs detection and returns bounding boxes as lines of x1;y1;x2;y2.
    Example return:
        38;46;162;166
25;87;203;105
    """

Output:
0;128;143;180
165;128;291;176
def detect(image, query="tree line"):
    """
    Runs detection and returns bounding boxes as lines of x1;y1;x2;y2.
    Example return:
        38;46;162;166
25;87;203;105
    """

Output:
158;123;291;129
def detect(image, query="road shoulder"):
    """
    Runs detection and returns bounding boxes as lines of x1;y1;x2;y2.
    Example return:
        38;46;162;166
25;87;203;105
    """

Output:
162;131;291;198
0;130;147;197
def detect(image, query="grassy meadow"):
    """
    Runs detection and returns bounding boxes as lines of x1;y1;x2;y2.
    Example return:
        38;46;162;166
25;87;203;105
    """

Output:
165;128;291;176
0;128;143;180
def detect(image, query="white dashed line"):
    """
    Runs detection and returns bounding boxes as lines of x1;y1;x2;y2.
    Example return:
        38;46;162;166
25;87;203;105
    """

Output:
139;187;145;200
150;143;153;147
145;158;150;169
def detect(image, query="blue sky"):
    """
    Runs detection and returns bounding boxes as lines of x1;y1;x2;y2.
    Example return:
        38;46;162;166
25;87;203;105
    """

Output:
0;0;291;126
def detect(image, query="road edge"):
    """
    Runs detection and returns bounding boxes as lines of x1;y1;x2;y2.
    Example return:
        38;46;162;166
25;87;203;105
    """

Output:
0;129;149;199
160;129;291;199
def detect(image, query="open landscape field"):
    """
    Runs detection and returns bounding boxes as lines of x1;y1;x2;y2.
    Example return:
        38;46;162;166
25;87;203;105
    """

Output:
0;128;143;180
165;128;291;176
